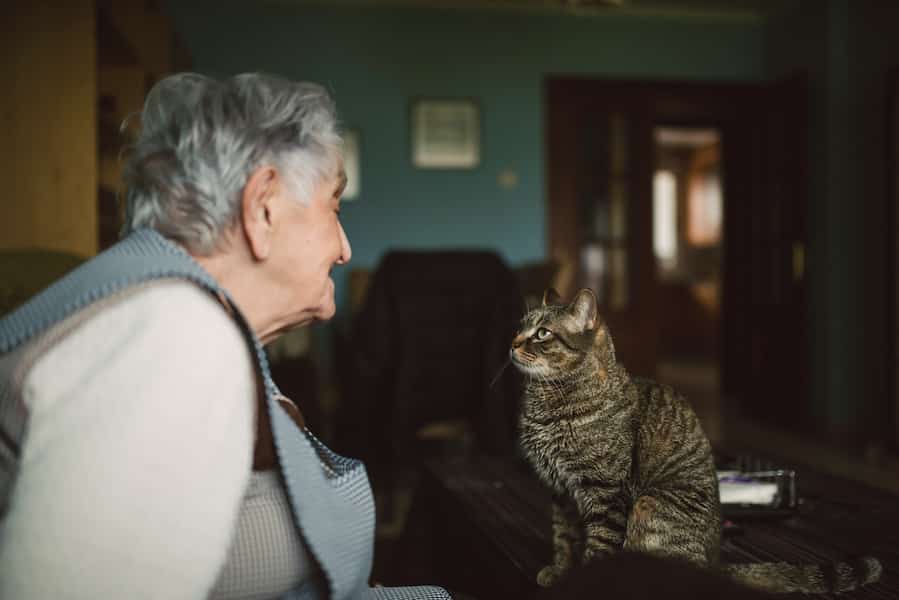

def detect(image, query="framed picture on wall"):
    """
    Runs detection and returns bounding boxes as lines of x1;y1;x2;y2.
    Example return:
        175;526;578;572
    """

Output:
411;99;480;169
341;128;361;200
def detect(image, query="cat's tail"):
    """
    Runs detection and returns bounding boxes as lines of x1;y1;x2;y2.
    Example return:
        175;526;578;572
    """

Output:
724;556;882;594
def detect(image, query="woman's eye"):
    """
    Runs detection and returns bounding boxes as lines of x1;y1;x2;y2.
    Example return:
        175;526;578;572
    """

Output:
534;328;552;341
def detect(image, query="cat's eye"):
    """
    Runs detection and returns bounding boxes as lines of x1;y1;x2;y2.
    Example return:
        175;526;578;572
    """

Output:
533;327;553;342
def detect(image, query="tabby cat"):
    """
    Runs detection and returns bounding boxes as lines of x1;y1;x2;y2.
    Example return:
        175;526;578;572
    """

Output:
510;288;881;594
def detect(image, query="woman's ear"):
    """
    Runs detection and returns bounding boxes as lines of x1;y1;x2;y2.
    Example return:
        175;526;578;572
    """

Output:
569;288;597;331
542;287;562;306
240;166;278;260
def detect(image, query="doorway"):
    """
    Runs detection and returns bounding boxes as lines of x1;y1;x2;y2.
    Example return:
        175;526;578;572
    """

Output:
653;126;724;442
545;76;809;446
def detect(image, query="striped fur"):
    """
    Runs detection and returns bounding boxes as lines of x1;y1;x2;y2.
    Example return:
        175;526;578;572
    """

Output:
511;288;881;593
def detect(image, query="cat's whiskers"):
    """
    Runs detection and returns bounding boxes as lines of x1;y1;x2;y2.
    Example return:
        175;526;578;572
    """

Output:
550;377;566;407
542;371;566;404
489;357;512;389
537;372;565;409
535;373;551;409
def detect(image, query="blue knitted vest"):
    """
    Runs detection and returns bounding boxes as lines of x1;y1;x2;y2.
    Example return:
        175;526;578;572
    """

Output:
0;230;425;600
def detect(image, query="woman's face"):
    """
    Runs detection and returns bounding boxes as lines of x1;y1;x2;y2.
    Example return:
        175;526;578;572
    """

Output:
269;166;351;329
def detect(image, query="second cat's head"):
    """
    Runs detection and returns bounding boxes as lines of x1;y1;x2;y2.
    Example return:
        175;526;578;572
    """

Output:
510;288;615;379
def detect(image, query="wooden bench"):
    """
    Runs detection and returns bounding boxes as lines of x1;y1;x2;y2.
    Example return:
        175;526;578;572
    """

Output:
398;454;898;599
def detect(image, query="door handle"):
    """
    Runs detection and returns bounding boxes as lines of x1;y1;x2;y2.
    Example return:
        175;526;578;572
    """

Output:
792;241;805;282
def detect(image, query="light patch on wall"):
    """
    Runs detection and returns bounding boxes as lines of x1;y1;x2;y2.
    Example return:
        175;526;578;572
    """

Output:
342;129;361;200
497;168;519;189
653;169;677;270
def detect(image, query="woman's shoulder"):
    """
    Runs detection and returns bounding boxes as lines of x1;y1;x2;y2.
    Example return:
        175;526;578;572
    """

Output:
75;278;244;353
116;279;237;330
24;279;254;410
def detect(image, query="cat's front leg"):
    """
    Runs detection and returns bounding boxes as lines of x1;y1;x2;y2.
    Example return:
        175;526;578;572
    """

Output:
537;495;582;587
573;480;627;563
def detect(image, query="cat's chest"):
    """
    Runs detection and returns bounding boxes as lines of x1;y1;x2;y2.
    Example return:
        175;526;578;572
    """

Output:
519;416;599;490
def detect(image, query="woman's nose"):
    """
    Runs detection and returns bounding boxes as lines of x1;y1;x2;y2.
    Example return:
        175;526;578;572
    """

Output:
336;221;352;265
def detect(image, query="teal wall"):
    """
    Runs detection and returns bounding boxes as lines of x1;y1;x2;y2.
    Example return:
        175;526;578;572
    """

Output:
164;1;895;448
164;1;766;321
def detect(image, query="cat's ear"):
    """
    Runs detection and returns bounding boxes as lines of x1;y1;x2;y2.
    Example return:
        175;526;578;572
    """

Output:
569;288;597;331
542;288;562;306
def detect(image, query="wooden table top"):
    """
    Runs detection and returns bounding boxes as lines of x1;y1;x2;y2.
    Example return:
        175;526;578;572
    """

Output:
420;453;898;599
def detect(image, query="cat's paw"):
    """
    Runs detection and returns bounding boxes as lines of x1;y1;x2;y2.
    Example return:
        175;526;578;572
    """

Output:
581;544;615;564
537;565;565;587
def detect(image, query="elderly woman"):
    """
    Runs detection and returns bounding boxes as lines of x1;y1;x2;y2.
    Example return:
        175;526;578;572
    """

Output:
0;73;450;600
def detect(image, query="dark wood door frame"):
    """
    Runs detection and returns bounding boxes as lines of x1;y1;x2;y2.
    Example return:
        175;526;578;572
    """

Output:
544;76;808;434
544;79;657;375
888;67;899;453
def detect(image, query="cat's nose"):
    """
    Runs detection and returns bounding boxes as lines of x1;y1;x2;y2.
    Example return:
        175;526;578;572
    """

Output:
511;334;526;349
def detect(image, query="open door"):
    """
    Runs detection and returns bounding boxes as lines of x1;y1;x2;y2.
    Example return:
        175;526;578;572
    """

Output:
721;74;809;431
546;80;657;377
546;76;809;439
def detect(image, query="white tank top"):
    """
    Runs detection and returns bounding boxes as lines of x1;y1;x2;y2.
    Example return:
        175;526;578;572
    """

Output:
210;469;322;599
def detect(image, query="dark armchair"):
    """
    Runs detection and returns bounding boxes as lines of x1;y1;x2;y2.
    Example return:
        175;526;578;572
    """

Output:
335;250;525;515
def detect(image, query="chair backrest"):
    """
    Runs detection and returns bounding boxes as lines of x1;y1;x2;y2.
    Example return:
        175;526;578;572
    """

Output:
344;250;525;465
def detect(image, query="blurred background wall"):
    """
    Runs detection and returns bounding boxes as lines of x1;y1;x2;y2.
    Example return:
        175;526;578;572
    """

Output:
163;0;767;317
3;0;898;474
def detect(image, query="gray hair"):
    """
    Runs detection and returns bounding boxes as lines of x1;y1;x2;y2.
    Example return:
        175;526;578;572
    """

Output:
121;72;342;255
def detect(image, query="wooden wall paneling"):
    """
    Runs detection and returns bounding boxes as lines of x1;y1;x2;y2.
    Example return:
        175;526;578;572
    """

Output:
1;1;97;257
